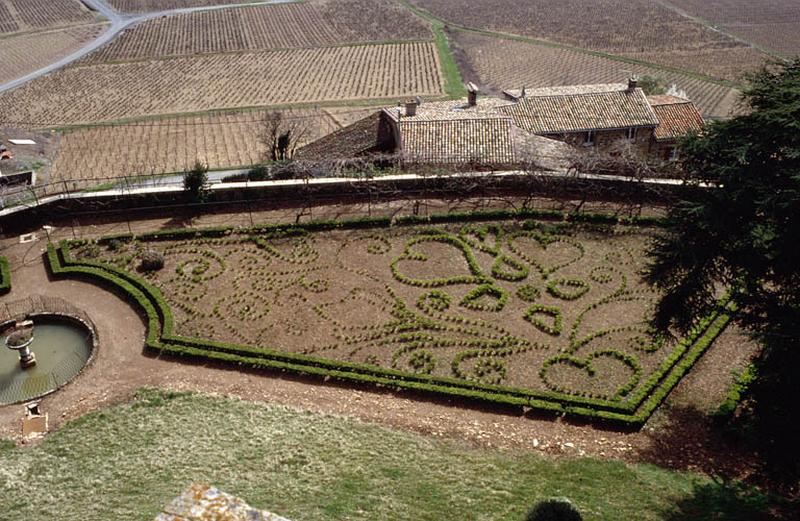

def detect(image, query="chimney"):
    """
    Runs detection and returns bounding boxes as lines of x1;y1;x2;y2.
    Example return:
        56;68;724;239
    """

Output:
520;85;526;98
627;76;638;92
467;82;479;107
405;99;418;117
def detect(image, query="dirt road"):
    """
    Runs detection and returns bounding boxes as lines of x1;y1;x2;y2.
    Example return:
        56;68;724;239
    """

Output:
0;0;297;94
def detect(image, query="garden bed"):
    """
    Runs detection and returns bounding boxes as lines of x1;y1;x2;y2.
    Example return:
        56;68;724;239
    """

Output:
47;210;732;426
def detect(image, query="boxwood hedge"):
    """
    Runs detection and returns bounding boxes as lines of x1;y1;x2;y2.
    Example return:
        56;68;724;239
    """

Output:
47;209;733;427
0;256;11;295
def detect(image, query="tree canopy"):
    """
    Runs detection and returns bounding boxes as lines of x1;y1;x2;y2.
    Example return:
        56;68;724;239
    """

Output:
183;160;209;202
646;60;800;488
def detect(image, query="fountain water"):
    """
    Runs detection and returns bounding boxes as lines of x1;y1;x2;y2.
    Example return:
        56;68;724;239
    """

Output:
1;315;93;405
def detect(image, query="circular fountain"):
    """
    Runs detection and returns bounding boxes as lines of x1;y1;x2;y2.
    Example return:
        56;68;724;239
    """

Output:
0;298;96;406
5;320;37;368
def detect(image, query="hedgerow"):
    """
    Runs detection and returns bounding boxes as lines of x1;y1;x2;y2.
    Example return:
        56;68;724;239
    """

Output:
714;363;756;420
0;256;10;295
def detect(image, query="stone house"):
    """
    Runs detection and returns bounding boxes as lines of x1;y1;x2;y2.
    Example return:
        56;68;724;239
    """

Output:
501;79;703;158
296;84;571;171
646;94;706;161
297;81;704;169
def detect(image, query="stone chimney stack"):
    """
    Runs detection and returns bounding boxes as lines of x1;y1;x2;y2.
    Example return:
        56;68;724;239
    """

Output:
405;99;418;117
628;76;638;92
467;82;479;107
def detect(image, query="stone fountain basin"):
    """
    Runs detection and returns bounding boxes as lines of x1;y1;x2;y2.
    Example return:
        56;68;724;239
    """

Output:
0;315;95;406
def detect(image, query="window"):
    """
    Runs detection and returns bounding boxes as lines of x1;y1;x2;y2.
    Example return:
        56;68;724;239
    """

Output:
583;130;596;146
626;127;637;141
667;147;680;161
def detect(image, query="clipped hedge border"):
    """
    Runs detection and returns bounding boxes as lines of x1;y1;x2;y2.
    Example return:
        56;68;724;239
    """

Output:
49;209;732;427
94;207;666;246
0;256;11;295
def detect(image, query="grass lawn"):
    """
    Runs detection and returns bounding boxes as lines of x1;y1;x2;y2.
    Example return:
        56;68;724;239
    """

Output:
0;389;778;520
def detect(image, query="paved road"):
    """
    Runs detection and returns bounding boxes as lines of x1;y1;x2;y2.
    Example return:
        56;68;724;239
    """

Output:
0;0;297;94
122;169;247;189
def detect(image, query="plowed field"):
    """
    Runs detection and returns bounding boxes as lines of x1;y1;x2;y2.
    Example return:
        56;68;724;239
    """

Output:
83;0;432;64
108;0;289;12
0;0;94;34
412;0;768;80
454;31;742;119
665;0;800;55
0;25;106;84
49;109;343;183
0;42;444;126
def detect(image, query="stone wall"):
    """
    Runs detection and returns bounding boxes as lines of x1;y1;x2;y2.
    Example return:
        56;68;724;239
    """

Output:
551;127;656;155
155;483;291;521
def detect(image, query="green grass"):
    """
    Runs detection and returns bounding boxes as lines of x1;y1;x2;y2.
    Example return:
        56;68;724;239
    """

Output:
0;388;780;520
0;256;10;294
402;1;466;98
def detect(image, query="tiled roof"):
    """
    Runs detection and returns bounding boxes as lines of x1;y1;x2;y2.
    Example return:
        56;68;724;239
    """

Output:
504;83;628;100
647;94;690;105
399;117;516;165
648;96;705;141
295;112;392;160
386;98;512;122
499;86;659;134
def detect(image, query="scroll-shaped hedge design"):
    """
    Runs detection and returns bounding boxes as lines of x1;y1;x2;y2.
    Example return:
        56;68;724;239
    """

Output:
46;209;734;427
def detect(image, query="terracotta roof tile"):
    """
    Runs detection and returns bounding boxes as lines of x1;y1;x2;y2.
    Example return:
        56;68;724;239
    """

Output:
648;97;705;141
504;83;628;99
399;117;516;165
295;112;391;160
386;98;512;122
647;94;690;106
499;87;659;134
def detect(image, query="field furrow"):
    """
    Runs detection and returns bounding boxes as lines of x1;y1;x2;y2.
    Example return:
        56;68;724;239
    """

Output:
0;42;444;126
660;0;800;56
108;0;284;11
0;25;106;85
412;0;770;80
0;2;19;33
85;1;432;64
0;0;94;34
49;109;343;183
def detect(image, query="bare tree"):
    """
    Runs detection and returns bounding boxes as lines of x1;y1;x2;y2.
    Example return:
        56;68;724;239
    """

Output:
260;111;311;162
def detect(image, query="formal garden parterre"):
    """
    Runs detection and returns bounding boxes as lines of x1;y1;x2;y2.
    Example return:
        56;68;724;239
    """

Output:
47;210;733;426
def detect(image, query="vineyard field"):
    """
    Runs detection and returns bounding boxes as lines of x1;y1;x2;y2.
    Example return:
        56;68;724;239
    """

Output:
412;0;768;80
49;109;342;184
107;0;289;12
0;0;95;34
454;31;742;119
666;0;800;55
0;3;17;34
0;42;444;126
325;106;380;128
619;47;765;83
0;25;106;85
82;0;432;64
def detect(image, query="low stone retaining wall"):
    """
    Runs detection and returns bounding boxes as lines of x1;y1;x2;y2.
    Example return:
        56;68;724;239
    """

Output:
156;483;292;521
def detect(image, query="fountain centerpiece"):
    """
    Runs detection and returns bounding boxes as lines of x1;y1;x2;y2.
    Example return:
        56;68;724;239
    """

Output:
0;297;95;405
5;319;36;368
